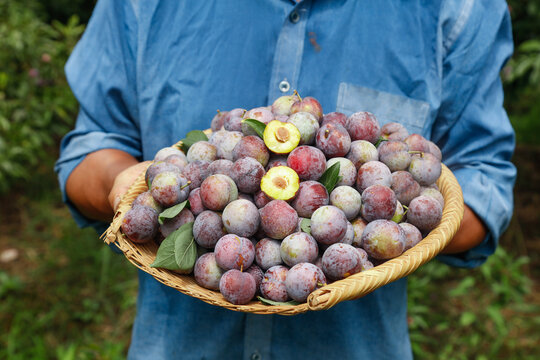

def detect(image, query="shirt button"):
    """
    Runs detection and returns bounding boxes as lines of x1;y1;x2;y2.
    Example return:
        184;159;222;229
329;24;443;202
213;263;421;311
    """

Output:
279;80;290;93
251;352;262;360
289;11;300;23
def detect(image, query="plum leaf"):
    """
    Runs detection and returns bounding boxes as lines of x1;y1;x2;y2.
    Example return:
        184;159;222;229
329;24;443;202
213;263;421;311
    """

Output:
158;200;189;225
150;230;180;270
300;218;311;235
150;221;194;271
180;130;208;152
318;162;341;193
257;296;300;306
242;118;266;138
174;222;197;274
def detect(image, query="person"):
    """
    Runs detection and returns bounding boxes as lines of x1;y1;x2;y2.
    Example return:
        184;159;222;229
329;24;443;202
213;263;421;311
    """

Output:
55;1;516;359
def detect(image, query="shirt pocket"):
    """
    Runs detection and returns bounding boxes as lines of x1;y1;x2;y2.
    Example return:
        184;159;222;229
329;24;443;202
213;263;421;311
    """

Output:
336;82;430;135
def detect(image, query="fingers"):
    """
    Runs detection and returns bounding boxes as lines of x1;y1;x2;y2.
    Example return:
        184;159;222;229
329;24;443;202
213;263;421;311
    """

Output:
109;161;152;212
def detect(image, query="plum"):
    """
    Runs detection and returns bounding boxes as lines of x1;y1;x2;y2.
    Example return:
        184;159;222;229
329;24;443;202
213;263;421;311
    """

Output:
360;184;397;222
259;200;298;239
280;232;319;267
214;234;255;271
361;219;406;259
255;238;283;270
290;180;329;218
356;160;392;192
219;269;256;305
193;210;227;248
260;265;290;302
310;205;348;245
122;205;159;244
321;243;363;280
329;186;362;221
407;195;443;233
222;199;260;237
346;140;379;169
150;171;190;207
194;252;225;290
285;263;327;302
287;145;326;181
346;111;380;144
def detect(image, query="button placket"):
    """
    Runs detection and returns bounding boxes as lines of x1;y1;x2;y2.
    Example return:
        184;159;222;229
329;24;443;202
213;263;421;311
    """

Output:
267;4;312;102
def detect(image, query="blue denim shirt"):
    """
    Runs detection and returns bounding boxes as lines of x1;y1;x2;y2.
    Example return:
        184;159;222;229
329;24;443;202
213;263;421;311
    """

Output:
55;1;515;359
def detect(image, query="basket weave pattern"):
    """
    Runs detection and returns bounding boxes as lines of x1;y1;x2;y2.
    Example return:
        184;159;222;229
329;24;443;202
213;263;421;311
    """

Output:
103;146;464;315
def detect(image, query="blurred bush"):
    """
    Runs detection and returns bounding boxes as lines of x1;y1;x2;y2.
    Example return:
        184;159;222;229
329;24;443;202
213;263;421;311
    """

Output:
0;0;84;193
39;0;96;24
503;0;540;145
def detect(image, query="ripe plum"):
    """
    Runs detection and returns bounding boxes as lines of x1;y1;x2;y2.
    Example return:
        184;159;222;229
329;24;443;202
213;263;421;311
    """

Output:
361;219;406;259
329;186;362;220
310;205;348;245
122;205;159;244
214;234;255;271
280;232;319;267
194;252;224;290
290;180;329;218
219;269;256;305
287;145;326;181
321;243;363;280
285;263;327;302
407;195;443;232
315;123;351;158
346;111;380;144
222;199;260;237
193;210;227;248
260;265;290;302
356;160;392;192
255;238;283;270
259;200;298;239
360;184;397;221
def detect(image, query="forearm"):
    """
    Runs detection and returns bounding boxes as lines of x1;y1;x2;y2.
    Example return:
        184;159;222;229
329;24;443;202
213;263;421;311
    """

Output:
66;149;139;222
441;205;487;254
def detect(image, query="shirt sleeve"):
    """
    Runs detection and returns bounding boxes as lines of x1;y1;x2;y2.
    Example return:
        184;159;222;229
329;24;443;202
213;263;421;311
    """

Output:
432;0;516;268
54;0;141;229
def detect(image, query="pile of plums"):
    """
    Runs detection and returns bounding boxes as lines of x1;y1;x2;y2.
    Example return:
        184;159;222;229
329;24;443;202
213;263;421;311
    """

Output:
121;93;444;305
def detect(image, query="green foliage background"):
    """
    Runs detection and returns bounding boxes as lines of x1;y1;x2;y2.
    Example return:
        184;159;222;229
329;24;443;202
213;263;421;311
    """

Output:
0;0;538;359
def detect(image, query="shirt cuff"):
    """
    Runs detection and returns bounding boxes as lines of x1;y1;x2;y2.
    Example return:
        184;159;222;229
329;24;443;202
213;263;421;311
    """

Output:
55;131;142;229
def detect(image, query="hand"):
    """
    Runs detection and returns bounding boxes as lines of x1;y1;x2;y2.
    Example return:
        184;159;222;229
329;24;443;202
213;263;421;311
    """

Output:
441;205;487;254
108;161;152;212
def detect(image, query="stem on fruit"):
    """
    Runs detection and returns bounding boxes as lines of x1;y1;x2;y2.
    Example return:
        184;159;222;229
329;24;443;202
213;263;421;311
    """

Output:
293;89;302;101
180;182;191;190
374;137;388;148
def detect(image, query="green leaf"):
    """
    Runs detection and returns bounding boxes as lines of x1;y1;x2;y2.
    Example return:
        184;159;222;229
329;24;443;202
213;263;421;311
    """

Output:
518;39;540;53
459;311;476;327
318;162;341;194
241;118;266;138
449;276;475;297
150;221;194;270
179;130;208;152
174;222;197;273
150;231;180;270
300;218;311;234
257;296;301;306
158;200;189;225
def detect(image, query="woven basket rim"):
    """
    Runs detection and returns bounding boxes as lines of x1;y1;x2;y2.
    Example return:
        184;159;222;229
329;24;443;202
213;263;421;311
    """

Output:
103;139;464;315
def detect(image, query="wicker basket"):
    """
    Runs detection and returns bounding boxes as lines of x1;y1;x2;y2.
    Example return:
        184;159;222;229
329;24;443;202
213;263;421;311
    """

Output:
103;140;464;315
